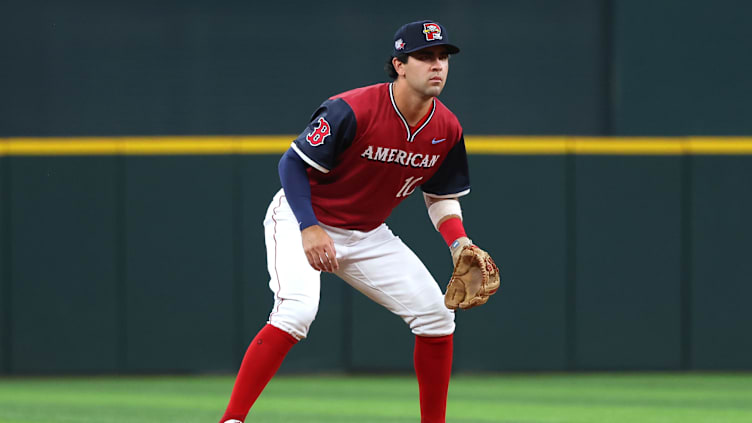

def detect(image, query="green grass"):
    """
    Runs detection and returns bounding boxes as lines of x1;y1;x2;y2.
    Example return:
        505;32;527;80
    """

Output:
0;373;750;422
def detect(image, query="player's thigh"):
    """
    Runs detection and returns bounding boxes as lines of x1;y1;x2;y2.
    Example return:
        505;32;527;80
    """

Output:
264;191;321;339
336;228;454;336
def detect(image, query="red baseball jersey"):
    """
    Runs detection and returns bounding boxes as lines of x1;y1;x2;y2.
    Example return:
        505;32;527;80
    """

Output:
291;82;470;231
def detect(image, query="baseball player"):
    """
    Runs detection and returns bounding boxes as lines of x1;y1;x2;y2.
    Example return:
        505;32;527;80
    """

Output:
219;20;499;423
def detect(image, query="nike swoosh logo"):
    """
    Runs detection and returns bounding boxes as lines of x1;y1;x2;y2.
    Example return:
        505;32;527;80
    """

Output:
431;138;447;144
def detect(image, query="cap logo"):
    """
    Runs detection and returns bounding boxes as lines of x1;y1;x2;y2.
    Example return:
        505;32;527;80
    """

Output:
395;38;405;51
422;23;443;41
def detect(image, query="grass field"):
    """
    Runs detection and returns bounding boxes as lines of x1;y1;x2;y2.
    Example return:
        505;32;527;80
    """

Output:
0;373;750;423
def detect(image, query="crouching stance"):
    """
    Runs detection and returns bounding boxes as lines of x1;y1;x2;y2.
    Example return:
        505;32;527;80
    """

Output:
219;20;500;423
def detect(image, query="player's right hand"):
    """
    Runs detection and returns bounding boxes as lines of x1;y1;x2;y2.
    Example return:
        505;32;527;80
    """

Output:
301;225;339;273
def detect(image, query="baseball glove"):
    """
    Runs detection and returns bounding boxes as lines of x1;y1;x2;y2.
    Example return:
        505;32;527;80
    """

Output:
444;245;500;310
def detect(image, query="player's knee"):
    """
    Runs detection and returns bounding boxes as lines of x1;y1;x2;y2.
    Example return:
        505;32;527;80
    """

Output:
268;300;319;340
409;305;455;337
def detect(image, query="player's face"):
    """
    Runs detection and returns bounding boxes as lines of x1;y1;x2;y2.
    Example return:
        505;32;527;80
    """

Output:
399;46;450;98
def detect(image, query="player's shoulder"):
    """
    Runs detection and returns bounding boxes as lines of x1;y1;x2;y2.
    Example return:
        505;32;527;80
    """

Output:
325;83;388;127
330;82;389;110
330;82;388;101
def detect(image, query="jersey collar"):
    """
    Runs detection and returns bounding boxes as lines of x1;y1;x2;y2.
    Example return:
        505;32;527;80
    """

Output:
389;82;436;142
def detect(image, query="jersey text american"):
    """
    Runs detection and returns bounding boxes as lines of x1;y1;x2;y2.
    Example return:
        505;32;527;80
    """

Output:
360;145;440;168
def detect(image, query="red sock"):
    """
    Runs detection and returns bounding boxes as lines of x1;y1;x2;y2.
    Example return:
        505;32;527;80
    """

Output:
414;334;453;423
219;324;297;423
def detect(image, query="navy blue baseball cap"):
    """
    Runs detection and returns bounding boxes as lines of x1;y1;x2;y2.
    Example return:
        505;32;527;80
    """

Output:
392;20;460;56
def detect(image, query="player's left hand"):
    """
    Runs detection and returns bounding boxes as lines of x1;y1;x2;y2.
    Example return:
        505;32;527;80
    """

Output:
444;244;500;310
301;225;339;272
449;236;473;266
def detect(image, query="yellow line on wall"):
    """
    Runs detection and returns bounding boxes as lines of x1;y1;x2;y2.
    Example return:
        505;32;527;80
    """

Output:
0;136;294;156
1;136;752;156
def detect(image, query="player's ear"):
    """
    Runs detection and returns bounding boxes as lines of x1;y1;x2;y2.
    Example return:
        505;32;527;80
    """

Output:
392;56;406;77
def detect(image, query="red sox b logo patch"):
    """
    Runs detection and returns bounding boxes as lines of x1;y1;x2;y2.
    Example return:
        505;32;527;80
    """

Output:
423;23;443;41
306;117;331;146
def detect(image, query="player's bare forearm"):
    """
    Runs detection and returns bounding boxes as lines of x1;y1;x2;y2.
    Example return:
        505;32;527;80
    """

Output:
301;225;339;272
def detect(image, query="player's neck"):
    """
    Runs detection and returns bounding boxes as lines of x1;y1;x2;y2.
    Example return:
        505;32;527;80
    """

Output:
392;80;434;127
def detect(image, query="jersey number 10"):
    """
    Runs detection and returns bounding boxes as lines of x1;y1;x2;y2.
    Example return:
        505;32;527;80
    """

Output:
396;176;424;198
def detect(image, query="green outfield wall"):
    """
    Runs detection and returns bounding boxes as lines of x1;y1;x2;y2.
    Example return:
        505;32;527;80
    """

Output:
1;141;751;374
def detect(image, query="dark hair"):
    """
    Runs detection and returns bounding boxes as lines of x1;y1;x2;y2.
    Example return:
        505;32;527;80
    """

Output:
384;53;409;79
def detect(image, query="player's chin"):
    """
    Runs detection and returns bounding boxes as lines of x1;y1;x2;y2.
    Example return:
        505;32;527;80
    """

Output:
424;85;444;98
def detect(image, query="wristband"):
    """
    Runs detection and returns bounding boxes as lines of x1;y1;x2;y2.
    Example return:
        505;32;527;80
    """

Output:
438;217;467;247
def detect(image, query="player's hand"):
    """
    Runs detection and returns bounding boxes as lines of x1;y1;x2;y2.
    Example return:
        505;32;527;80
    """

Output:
301;225;339;272
449;236;473;266
445;244;501;310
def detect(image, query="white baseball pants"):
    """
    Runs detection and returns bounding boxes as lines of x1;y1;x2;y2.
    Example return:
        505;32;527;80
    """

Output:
263;189;455;340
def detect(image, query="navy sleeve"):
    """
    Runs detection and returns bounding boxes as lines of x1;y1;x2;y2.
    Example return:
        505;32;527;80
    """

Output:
421;134;471;197
291;98;357;173
278;148;319;230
